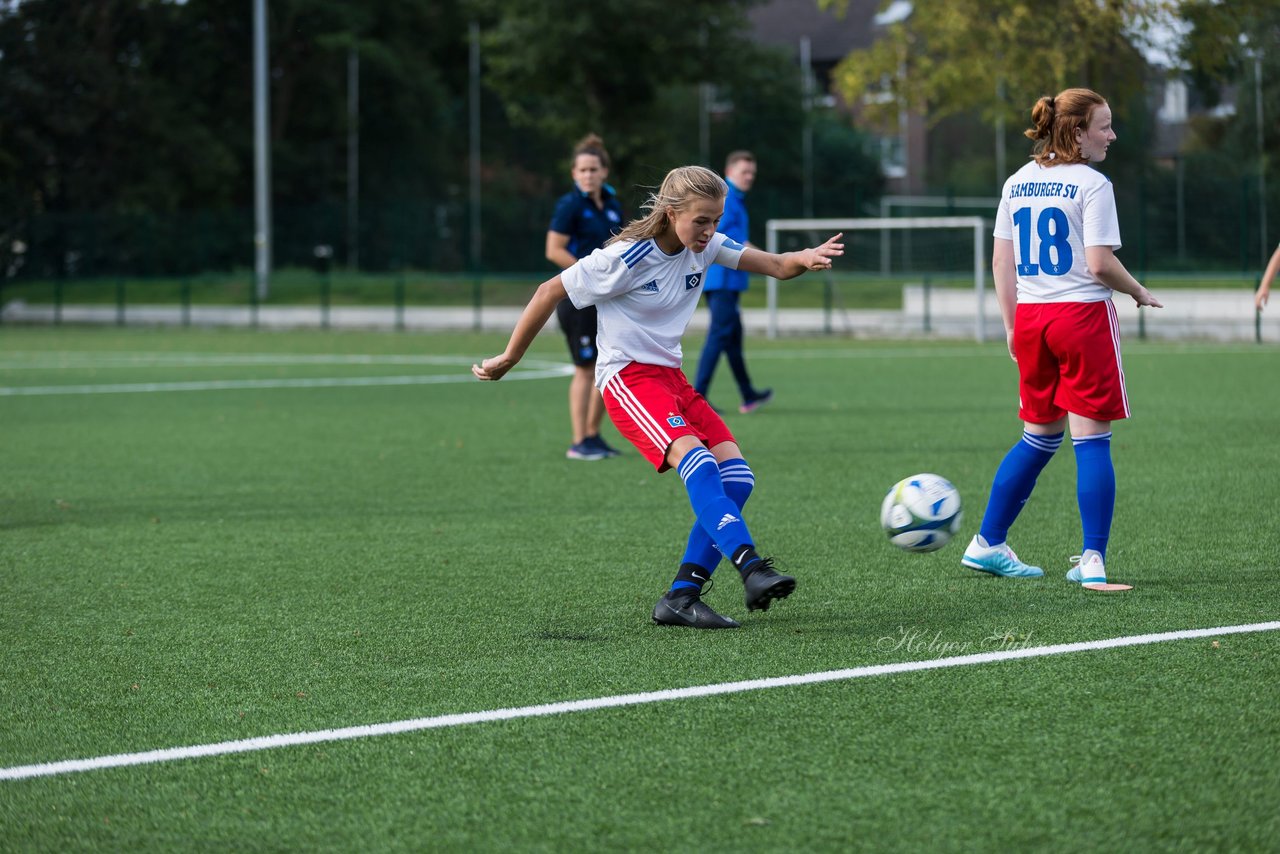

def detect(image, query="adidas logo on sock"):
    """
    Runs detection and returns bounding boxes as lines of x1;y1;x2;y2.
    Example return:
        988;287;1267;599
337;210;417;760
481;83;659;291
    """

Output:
717;513;739;531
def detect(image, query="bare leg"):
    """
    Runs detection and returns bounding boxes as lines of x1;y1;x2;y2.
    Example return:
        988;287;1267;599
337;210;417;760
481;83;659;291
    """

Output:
586;382;606;438
568;365;595;444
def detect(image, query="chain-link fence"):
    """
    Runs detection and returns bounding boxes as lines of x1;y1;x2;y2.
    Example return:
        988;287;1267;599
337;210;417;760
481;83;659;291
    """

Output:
1;153;1275;342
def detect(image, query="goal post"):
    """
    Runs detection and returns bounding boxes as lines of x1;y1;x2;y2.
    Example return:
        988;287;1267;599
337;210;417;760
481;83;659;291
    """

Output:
878;196;999;276
763;216;989;341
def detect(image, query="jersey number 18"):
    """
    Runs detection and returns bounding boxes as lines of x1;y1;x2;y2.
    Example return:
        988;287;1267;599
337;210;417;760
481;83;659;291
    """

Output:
1012;206;1073;277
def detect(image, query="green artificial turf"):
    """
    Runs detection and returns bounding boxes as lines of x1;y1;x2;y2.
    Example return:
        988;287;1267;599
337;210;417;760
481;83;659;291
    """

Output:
1;327;1277;851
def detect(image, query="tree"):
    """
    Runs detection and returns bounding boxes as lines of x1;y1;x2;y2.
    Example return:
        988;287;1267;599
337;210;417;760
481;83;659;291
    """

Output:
462;0;762;180
1177;0;1279;155
0;0;476;273
1176;0;1280;268
1179;0;1279;96
0;0;248;276
818;0;1171;127
0;0;886;277
0;0;238;216
707;47;883;223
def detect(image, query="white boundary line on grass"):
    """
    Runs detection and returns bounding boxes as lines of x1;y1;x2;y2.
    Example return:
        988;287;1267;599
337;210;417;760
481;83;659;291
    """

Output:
4;342;1264;372
0;363;573;396
3;620;1277;782
0;353;491;370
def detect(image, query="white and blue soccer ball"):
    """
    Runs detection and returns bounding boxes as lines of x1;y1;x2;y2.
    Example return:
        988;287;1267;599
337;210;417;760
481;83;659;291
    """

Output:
879;473;963;553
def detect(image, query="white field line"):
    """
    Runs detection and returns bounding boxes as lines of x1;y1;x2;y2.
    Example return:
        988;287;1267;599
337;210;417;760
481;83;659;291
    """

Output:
0;362;572;396
3;620;1276;782
0;353;487;370
2;342;1264;373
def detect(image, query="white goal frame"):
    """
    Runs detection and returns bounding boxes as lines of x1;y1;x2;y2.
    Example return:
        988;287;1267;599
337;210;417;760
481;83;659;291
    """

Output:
878;196;998;275
763;216;988;341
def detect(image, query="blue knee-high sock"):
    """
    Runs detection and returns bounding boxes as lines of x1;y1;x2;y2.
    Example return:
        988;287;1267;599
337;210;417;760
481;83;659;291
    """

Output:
978;430;1064;546
671;449;754;591
673;459;754;591
1073;432;1114;559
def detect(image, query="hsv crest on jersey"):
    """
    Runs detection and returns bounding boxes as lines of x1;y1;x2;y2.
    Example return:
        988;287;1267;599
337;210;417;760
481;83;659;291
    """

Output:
667;414;687;427
684;273;702;290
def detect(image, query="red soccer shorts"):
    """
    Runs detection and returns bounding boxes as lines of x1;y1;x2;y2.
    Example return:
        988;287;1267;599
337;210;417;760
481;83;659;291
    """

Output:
1014;300;1130;423
601;362;736;472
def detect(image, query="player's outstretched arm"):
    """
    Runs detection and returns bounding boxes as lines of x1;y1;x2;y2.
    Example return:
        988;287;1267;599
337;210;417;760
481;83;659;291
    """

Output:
472;275;568;381
1085;246;1163;308
737;233;844;280
1257;246;1280;311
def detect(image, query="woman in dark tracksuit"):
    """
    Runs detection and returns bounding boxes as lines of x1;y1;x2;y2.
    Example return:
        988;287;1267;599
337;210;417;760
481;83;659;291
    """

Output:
545;133;626;460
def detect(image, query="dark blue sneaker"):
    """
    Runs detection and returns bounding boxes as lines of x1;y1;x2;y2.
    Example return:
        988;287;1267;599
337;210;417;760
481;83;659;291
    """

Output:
584;435;621;458
739;388;774;414
566;441;607;461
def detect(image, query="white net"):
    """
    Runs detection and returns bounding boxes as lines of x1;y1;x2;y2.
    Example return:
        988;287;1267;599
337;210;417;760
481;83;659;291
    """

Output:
761;216;991;341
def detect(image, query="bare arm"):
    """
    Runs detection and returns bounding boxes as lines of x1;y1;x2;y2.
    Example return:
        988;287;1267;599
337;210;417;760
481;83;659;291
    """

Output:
736;233;844;280
991;238;1019;361
1085;246;1163;308
545;231;577;270
472;275;568;381
1257;246;1280;310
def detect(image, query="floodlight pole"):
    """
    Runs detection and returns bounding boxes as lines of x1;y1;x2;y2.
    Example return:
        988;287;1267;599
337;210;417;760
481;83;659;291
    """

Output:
698;25;711;166
468;20;482;332
347;46;359;270
699;83;711;166
469;20;482;272
995;77;1007;186
253;0;271;301
800;36;814;218
1256;51;1267;270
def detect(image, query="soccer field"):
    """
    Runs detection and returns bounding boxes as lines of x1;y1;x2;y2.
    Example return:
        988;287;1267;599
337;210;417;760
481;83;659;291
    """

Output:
2;327;1278;851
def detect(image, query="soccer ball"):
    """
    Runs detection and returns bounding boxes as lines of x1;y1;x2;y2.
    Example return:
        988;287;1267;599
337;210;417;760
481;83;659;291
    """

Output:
880;473;963;553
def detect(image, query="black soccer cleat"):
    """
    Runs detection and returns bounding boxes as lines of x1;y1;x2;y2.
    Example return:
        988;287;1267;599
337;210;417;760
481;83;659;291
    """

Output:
741;558;795;612
652;589;741;629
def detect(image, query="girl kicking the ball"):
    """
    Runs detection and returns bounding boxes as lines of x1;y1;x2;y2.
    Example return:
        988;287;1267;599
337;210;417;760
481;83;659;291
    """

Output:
962;87;1162;590
474;165;842;627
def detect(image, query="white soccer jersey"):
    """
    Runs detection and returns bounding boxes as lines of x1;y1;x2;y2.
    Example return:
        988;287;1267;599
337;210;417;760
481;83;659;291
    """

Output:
561;231;746;388
994;160;1122;303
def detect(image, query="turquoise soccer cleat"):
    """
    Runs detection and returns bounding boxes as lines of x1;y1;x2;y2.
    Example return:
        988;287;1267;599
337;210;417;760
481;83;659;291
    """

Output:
961;536;1044;578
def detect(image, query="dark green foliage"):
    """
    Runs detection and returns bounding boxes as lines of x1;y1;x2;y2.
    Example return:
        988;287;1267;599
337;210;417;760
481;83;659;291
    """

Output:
0;0;883;279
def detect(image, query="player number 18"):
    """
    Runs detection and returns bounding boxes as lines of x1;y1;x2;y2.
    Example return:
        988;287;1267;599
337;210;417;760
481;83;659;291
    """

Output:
1012;206;1073;277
